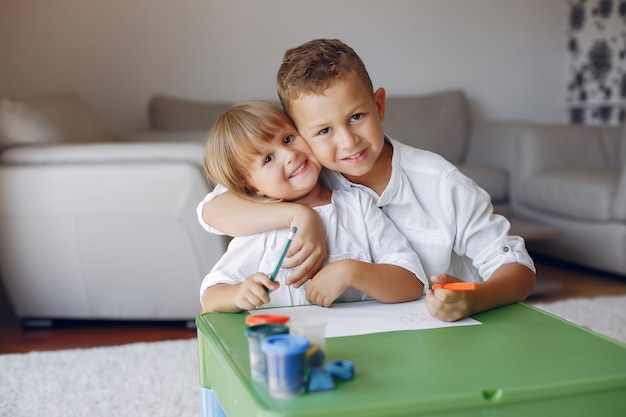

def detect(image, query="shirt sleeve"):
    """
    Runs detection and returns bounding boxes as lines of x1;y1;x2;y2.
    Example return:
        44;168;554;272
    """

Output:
199;233;263;301
446;169;536;279
196;183;229;235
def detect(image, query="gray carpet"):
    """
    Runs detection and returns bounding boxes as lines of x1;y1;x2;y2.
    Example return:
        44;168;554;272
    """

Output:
530;295;626;345
0;339;199;417
1;295;625;417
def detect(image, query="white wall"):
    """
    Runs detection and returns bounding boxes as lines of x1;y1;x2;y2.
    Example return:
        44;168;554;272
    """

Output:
0;0;566;134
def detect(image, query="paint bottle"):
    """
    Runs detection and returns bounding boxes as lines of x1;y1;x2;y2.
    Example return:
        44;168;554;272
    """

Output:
261;334;310;399
244;324;289;382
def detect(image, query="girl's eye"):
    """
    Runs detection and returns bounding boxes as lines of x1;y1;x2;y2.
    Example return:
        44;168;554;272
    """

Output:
283;134;293;144
263;154;274;165
318;127;330;135
351;113;364;122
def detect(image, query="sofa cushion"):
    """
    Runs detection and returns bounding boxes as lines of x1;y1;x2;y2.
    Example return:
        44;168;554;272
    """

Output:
457;164;508;204
522;168;621;221
0;93;110;148
149;95;233;131
382;90;470;163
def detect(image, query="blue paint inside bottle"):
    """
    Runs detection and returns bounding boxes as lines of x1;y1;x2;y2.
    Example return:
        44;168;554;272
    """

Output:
261;334;310;398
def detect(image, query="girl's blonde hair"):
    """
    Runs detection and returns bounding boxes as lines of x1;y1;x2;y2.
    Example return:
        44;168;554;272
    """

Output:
203;101;293;201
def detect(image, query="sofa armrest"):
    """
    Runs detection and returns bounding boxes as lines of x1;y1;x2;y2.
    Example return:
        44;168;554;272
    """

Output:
0;158;225;319
0;141;204;166
518;124;620;179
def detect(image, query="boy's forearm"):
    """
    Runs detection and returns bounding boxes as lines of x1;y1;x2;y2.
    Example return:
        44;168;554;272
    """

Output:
471;263;536;314
349;261;424;303
202;191;313;236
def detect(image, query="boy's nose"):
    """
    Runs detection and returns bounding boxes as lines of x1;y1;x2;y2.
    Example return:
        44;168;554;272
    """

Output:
336;128;359;150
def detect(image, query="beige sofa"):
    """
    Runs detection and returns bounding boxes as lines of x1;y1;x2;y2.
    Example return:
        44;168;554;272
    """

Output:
2;90;621;324
511;124;626;276
1;91;519;323
0;94;228;324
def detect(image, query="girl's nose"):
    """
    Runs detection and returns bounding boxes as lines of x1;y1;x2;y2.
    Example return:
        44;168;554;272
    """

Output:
284;148;298;165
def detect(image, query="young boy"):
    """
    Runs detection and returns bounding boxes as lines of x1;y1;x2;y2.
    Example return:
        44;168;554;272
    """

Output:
199;101;425;313
201;39;536;321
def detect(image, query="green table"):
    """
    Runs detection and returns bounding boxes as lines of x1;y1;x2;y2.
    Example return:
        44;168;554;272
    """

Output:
196;302;626;416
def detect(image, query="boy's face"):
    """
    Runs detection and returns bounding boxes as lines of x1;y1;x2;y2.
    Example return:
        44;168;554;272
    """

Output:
288;73;386;182
246;120;322;201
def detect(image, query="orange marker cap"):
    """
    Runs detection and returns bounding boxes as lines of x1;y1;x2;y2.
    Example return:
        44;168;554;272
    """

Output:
432;282;479;291
245;314;290;326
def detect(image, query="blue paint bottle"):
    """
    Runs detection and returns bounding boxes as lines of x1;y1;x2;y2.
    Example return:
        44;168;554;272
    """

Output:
261;334;310;398
244;324;289;382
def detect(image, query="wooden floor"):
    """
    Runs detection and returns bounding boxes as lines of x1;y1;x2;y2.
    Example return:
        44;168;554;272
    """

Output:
1;254;625;355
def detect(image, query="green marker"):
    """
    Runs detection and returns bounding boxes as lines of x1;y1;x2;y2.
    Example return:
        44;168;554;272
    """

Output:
267;227;297;292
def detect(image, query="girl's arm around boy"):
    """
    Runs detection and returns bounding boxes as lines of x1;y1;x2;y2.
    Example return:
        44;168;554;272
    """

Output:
202;188;328;286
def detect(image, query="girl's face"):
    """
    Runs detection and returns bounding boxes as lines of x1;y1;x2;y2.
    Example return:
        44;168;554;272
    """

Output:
246;120;322;201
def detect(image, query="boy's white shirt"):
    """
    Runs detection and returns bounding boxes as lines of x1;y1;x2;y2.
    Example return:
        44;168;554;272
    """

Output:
197;138;536;285
199;188;427;308
319;138;536;281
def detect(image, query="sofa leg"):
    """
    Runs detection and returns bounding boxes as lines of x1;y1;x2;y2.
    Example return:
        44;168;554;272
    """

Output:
21;318;54;328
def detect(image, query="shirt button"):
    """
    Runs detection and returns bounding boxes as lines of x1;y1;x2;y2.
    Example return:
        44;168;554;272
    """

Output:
503;246;510;252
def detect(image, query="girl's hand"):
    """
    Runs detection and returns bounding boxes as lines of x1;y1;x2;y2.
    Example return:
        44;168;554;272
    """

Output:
234;273;279;310
281;208;328;288
425;274;476;322
305;261;353;307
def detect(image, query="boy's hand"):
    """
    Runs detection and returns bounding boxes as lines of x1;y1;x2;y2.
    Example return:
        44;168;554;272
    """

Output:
425;274;476;322
282;208;328;288
234;273;279;310
305;260;353;307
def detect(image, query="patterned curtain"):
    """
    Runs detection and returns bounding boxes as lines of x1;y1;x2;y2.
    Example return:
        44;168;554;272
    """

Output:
567;0;626;125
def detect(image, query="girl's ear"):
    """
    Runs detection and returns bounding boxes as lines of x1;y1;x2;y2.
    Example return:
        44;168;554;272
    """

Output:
373;87;386;122
252;187;266;198
243;185;263;198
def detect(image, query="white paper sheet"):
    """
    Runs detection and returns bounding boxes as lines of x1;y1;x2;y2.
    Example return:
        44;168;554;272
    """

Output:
249;299;481;338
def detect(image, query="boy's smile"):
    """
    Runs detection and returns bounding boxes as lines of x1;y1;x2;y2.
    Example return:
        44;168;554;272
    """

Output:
341;148;369;164
289;72;389;188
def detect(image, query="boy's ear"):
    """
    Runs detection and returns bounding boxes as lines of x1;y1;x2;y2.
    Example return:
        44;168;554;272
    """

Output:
373;87;386;122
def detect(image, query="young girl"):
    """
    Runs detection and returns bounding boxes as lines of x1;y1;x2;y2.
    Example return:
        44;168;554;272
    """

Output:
199;101;426;313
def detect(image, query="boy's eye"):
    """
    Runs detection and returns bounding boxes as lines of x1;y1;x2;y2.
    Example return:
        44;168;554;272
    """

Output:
283;134;293;144
318;127;330;136
263;154;274;164
351;113;364;122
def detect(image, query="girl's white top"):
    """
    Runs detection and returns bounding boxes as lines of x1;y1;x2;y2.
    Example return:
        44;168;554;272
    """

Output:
198;188;427;308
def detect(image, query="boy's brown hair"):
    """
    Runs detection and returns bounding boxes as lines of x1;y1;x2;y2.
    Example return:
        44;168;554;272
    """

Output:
203;100;293;201
277;38;374;115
